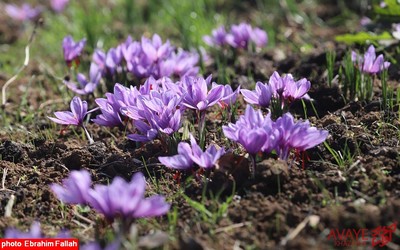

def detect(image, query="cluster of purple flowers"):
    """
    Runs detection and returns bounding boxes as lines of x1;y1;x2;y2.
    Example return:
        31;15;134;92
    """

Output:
159;134;226;170
223;105;328;160
203;22;268;49
62;34;200;95
92;75;237;142
5;1;70;21
50;170;170;220
241;71;311;112
351;45;390;74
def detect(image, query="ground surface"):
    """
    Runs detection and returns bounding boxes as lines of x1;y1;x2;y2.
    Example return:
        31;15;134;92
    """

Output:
0;1;399;250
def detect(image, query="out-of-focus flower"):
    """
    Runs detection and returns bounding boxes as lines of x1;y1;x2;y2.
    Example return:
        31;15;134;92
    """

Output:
351;45;390;74
241;81;272;108
360;16;372;27
80;240;120;250
250;27;268;47
63;36;86;67
50;170;91;204
48;96;88;126
226;23;253;49
392;23;400;40
50;0;70;13
4;222;71;239
203;25;228;47
64;63;101;95
87;172;170;220
181;75;224;111
4;222;42;238
5;4;42;21
274;113;328;160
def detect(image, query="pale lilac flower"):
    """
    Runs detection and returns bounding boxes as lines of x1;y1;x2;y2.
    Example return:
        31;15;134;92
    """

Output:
275;113;328;160
241;81;272;108
87;172;170;220
64;63;101;95
50;0;70;13
159;134;225;170
63;36;86;67
351;45;390;74
48;96;88;126
50;170;91;204
203;25;228;47
141;34;173;64
158;142;194;170
217;84;240;108
226;23;253;49
223;105;277;154
181;75;224;111
250;27;268;47
269;71;311;101
5;222;42;238
127;120;158;142
92;98;123;127
5;4;42;21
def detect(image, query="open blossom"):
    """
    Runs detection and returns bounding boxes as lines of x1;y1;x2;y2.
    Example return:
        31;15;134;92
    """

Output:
351;45;390;74
63;36;86;67
274;113;328;160
180;75;224;111
203;25;228;47
5;4;42;21
269;71;311;100
48;96;88;126
50;170;91;204
223;105;276;155
159;134;225;170
217;84;240;108
241;81;272;108
87;172;170;220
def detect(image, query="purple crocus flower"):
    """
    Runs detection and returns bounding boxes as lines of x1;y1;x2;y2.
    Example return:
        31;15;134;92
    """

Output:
181;75;224;111
203;25;228;47
159;134;225;170
226;23;253;49
64;63;101;95
92;98;123;127
63;36;86;67
127;120;158;142
268;71;311;104
216;84;240;108
50;170;91;204
48;96;88;126
86;172;170;220
5;4;42;21
250;27;268;47
274;113;328;160
351;45;390;74
158;142;194;170
223;105;277;154
4;222;42;238
240;81;272;108
50;0;70;13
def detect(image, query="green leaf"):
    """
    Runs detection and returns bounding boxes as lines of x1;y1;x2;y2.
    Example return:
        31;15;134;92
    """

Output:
373;0;400;19
335;31;393;44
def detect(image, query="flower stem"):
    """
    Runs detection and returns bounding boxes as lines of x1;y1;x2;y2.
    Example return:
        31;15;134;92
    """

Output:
250;154;256;179
198;110;206;150
82;125;94;144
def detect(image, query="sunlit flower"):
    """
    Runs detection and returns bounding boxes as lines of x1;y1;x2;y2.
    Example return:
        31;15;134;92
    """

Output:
50;170;91;204
5;4;42;21
351;45;390;74
62;36;86;67
48;96;88;126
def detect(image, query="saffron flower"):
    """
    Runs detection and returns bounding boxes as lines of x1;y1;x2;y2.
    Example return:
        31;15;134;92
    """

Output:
217;84;241;108
5;4;42;21
203;25;228;47
48;96;88;126
240;81;272;108
50;0;70;13
351;45;390;74
159;134;225;170
223;105;276;155
4;222;71;239
86;172;170;220
64;63;101;95
269;71;311;100
274;113;329;160
181;75;224;111
50;169;92;204
63;36;86;67
158;142;194;170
